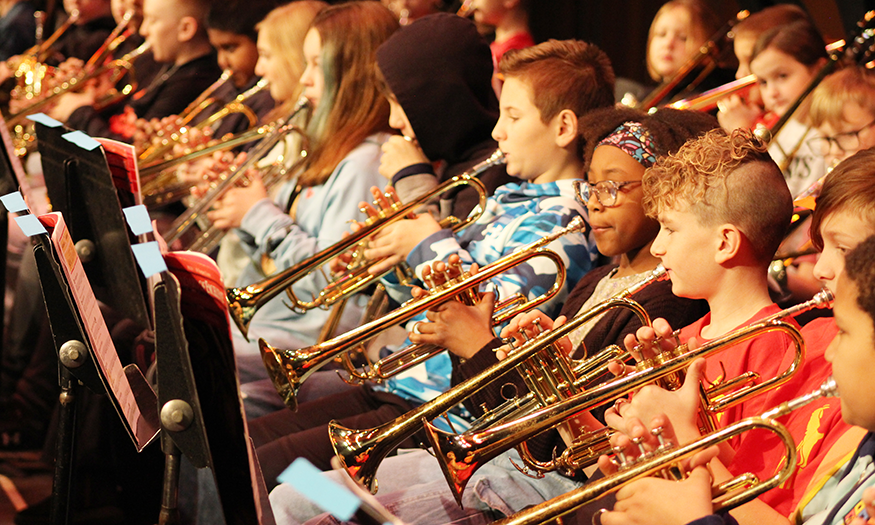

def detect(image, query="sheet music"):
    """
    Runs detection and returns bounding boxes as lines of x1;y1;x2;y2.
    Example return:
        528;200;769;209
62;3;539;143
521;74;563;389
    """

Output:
164;251;232;340
39;212;159;450
96;138;142;204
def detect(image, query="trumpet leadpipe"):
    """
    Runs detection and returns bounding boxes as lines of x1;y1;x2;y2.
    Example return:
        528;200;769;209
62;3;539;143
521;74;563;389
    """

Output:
668;75;756;112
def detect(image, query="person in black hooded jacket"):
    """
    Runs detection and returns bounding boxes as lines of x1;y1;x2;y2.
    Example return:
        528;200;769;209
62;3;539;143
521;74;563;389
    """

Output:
374;12;516;221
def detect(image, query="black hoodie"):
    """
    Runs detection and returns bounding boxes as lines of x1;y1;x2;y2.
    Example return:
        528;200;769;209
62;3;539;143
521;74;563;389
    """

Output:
376;13;515;219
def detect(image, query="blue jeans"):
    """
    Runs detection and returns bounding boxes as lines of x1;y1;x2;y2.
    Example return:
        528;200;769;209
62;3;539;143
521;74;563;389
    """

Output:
269;448;583;525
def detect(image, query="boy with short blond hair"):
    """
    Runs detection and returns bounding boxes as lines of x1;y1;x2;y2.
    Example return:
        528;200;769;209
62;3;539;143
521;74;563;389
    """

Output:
599;235;875;525
643;127;792;265
809;67;875;167
57;0;222;137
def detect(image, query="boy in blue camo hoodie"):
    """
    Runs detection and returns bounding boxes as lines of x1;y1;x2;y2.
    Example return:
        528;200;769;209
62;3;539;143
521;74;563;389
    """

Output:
362;34;617;425
247;23;615;488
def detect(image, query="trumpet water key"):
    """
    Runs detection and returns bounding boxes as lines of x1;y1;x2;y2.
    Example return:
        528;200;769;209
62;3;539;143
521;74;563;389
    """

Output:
327;264;667;494
489;377;839;525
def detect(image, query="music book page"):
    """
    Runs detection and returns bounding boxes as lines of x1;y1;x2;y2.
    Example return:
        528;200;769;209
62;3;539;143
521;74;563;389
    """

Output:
39;212;158;450
96;137;142;204
164;251;232;340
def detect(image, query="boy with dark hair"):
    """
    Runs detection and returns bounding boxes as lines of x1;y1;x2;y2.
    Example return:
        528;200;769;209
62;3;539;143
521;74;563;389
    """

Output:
201;0;277;134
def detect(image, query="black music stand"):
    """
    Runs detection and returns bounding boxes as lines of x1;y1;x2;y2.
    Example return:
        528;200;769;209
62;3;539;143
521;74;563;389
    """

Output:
32;118;150;329
29;224;159;525
152;256;274;525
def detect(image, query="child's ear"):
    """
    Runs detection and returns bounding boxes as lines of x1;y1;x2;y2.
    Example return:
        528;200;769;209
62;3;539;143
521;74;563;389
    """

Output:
714;224;742;264
177;15;199;43
554;109;578;149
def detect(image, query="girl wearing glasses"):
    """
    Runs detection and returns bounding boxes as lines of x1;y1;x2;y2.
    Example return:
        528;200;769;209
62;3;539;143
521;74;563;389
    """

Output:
771;66;875;304
364;107;717;525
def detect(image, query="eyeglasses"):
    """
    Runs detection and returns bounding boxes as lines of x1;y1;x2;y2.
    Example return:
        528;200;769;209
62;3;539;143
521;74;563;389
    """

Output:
807;117;875;156
574;179;642;207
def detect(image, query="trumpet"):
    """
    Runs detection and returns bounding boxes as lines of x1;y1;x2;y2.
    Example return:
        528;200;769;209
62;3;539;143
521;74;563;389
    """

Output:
260;215;581;412
337;258;557;386
162;97;309;249
85;9;135;70
137;73;266;169
137;121;270;180
6;41;151;129
327;265;667;494
424;289;833;504
7;9;80;109
136;68;234;164
667;74;755;112
490;377;839;525
632;11;749;110
227;149;504;339
139;79;268;206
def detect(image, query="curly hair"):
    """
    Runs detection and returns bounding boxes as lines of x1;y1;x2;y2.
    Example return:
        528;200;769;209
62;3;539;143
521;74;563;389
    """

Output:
811;148;875;251
578;107;719;172
845;235;875;333
643;127;792;264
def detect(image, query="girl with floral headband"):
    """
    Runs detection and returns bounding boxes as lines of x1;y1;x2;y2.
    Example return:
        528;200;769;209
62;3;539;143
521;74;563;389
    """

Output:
302;107;719;525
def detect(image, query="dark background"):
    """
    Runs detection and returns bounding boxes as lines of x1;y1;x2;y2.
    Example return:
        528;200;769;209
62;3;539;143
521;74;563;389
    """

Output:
522;0;868;88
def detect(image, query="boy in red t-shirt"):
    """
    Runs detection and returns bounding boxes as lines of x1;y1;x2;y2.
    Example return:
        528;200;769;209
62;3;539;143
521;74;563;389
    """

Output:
601;128;799;524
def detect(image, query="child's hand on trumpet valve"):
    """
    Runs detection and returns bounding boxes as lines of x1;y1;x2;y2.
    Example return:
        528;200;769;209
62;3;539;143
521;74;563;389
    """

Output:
603;358;707;454
206;167;267;230
407;255;496;359
497;311;572;360
614;318;682;378
188;150;243;197
363;204;441;276
596;410;718;525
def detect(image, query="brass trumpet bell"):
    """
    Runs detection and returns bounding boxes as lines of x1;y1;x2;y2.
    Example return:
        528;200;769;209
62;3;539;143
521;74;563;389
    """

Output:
425;316;811;504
